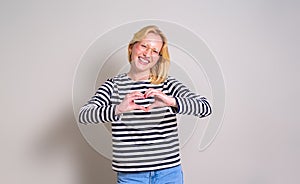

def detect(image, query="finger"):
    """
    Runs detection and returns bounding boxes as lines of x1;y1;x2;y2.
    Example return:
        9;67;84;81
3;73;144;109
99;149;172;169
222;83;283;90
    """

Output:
146;91;166;100
128;93;144;98
132;104;147;111
145;104;155;111
127;92;145;99
130;91;144;96
144;88;161;98
144;88;154;94
130;95;145;101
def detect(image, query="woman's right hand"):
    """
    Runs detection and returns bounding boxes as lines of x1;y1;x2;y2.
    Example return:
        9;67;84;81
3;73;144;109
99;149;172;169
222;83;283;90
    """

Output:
115;91;146;115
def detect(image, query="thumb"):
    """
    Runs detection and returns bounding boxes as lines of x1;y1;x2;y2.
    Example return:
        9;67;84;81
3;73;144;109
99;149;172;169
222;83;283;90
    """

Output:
132;104;147;111
145;103;158;112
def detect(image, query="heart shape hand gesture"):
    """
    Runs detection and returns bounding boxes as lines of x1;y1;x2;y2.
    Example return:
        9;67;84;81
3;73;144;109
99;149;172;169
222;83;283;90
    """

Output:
115;89;177;115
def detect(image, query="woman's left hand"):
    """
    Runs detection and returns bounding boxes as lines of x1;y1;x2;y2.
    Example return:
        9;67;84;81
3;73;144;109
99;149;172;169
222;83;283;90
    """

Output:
144;88;177;111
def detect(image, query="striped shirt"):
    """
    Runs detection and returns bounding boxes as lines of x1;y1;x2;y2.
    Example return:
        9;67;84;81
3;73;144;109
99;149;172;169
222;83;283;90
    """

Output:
79;73;212;172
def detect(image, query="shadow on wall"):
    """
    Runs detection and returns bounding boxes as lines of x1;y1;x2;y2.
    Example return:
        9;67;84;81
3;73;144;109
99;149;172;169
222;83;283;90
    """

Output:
31;105;116;184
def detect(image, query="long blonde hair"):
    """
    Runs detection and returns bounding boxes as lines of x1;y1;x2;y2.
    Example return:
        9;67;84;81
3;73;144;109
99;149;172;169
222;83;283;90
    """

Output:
128;25;170;84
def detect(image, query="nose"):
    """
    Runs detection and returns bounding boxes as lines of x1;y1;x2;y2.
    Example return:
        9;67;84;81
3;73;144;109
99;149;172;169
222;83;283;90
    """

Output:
143;47;152;57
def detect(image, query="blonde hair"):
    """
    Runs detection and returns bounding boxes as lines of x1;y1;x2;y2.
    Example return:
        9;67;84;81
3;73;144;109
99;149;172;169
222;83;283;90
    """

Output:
128;25;170;84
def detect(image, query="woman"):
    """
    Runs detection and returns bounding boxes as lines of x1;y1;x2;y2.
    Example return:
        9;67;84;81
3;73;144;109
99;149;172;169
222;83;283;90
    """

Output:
79;25;212;184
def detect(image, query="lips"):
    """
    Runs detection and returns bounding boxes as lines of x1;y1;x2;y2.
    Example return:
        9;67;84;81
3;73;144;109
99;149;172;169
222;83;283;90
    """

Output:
138;56;150;65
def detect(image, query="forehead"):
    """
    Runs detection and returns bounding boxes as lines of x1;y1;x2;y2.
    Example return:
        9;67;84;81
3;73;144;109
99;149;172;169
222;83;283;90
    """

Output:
140;33;163;44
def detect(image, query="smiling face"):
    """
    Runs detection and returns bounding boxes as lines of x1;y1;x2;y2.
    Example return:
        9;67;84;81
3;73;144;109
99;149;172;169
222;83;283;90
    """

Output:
129;33;163;77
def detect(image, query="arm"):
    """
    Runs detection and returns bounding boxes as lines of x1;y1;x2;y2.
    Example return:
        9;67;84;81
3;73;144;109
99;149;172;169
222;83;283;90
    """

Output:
167;77;212;118
78;79;119;124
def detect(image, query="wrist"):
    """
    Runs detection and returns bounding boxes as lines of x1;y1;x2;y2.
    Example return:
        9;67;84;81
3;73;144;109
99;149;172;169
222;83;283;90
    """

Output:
115;105;121;115
170;97;178;108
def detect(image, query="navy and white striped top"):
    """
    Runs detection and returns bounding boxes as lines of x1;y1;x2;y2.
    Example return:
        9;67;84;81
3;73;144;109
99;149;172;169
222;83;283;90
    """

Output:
79;73;212;172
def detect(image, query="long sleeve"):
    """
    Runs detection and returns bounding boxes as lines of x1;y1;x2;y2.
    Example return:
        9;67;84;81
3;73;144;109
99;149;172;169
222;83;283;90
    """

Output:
78;79;120;124
166;76;212;118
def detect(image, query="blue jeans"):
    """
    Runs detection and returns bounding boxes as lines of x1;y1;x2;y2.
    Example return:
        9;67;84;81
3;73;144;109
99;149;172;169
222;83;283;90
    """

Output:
117;165;184;184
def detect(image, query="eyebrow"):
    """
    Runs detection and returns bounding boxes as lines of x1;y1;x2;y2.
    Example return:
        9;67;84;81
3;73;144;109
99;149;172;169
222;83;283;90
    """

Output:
139;42;161;51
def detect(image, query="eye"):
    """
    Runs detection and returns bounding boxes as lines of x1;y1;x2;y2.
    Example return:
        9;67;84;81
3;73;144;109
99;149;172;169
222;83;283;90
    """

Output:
141;44;147;48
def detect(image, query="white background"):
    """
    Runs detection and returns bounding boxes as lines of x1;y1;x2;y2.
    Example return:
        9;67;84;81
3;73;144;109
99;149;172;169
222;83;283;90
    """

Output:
1;0;299;183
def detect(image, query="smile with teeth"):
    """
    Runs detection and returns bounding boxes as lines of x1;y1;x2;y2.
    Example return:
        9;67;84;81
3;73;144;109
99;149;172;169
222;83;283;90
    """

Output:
138;56;150;65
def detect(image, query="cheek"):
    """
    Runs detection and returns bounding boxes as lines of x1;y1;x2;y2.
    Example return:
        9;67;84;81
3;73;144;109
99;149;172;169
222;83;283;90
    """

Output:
151;56;160;63
130;50;136;61
130;47;140;60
